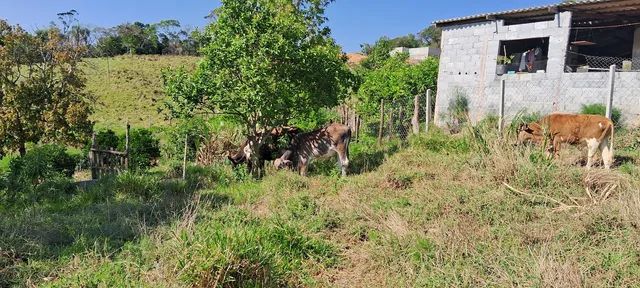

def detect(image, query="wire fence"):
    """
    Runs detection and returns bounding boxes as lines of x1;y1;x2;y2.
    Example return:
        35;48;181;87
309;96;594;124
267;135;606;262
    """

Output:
337;91;434;145
568;51;640;71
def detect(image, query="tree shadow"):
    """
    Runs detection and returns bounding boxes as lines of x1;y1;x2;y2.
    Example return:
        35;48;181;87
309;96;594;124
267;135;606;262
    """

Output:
301;140;403;177
0;177;229;285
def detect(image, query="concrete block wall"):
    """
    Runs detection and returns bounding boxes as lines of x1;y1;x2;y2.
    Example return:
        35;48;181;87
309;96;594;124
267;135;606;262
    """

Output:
435;11;640;127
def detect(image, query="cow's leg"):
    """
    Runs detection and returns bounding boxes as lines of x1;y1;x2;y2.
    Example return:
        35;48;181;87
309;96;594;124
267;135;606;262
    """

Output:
599;137;613;170
586;138;600;169
548;136;561;159
336;149;349;177
298;157;309;177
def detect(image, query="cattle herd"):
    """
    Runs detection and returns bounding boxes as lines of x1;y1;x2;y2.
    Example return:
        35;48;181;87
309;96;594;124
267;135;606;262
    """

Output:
229;113;615;177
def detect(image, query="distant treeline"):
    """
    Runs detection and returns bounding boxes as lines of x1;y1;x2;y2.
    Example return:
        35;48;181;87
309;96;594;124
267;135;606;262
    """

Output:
36;10;205;57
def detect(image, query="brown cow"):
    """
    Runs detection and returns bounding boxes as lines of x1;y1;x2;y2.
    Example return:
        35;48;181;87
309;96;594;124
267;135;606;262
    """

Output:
516;113;614;169
274;123;351;177
228;126;301;171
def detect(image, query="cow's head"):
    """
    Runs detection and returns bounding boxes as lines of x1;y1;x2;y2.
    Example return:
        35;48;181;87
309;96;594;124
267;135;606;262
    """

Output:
227;140;251;166
515;122;543;146
274;150;294;170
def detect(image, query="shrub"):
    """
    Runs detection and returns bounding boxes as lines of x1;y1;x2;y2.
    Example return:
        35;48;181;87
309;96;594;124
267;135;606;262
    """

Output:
581;103;622;127
121;128;161;171
5;144;78;202
446;89;469;133
162;117;212;162
409;129;470;154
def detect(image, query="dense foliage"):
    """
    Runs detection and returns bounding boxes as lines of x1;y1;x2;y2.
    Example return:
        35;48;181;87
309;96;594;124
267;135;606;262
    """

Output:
3;144;77;202
356;54;438;117
93;20;203;56
0;19;94;156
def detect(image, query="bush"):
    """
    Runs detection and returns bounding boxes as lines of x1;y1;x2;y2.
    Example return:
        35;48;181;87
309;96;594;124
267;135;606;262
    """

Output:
123;128;161;171
162;117;212;162
581;103;622;127
5;144;78;202
446;89;469;133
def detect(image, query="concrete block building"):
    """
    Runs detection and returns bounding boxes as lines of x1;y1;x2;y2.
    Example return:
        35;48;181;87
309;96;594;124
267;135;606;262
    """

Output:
433;0;640;126
391;47;441;63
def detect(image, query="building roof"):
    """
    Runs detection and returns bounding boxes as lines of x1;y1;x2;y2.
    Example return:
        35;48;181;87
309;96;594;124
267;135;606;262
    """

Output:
434;0;640;26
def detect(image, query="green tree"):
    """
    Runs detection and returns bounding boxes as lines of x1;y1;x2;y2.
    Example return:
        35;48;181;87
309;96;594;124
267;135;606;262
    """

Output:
418;25;442;48
0;20;93;155
356;54;438;117
164;0;352;175
360;37;394;70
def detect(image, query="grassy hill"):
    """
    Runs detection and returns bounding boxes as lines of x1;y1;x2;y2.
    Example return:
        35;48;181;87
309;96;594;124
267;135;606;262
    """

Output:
3;127;640;286
83;55;200;130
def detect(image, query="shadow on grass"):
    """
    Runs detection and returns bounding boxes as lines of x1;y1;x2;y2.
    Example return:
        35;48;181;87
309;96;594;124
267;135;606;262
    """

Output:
0;174;229;286
306;139;403;177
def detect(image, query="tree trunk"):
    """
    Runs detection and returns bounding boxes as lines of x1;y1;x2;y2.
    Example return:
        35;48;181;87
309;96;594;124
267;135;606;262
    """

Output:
18;142;26;156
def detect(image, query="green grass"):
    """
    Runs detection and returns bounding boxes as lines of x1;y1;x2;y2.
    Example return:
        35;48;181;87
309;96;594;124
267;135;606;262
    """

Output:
2;126;640;287
83;55;200;130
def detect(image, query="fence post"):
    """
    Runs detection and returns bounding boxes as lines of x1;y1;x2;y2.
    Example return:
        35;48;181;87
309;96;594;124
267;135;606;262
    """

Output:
412;94;420;135
378;99;385;144
606;64;616;119
90;132;97;180
425;89;432;133
499;79;506;135
182;134;188;180
125;122;130;170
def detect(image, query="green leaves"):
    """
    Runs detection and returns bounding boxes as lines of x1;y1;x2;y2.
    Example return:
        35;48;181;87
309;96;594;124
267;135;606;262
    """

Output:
164;0;352;133
356;54;438;117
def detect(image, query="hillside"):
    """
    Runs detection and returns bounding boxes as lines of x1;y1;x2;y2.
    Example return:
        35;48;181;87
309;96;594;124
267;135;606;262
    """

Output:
83;55;200;130
3;127;639;286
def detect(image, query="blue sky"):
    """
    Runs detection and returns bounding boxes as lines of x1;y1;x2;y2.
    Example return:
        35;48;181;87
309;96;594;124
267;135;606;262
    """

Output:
0;0;558;52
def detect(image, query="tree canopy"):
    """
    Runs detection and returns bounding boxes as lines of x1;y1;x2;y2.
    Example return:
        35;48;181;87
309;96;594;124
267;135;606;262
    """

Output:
0;18;93;155
164;0;353;135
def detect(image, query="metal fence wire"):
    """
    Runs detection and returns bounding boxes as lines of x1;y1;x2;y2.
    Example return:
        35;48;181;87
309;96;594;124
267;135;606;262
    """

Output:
337;92;433;144
568;51;640;71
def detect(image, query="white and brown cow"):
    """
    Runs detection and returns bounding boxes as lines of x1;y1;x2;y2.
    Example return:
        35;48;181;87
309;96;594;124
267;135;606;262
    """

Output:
274;123;351;177
516;113;614;169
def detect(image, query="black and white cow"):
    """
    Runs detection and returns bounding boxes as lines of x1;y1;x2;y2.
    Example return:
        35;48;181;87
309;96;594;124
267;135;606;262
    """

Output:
274;123;351;177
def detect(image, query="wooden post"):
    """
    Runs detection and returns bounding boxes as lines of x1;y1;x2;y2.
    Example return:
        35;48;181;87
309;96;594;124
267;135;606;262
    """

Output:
499;79;506;135
388;101;394;140
378;99;385;144
606;64;616;119
90;132;97;179
355;115;360;141
125;122;130;170
412;94;420;135
182;134;188;180
425;89;432;133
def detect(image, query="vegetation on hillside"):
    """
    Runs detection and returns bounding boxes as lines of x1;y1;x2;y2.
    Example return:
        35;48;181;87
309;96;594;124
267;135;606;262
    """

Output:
83;55;199;129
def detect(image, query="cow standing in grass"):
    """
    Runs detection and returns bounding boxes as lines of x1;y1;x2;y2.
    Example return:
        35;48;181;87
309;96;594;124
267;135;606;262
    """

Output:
516;113;614;169
274;123;351;177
